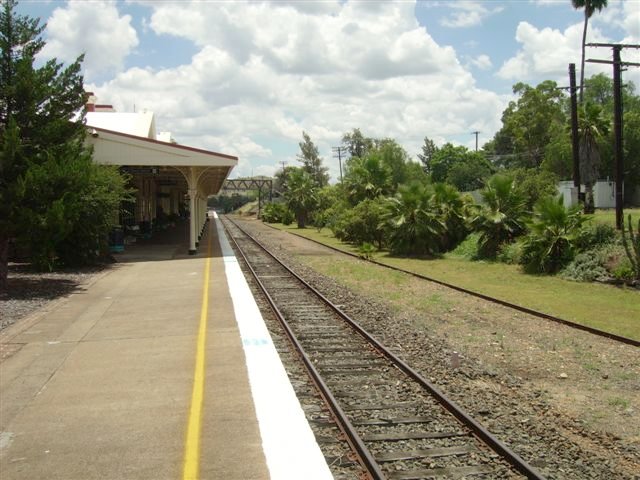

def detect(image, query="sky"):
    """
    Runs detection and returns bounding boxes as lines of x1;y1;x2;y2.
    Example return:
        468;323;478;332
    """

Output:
17;0;640;181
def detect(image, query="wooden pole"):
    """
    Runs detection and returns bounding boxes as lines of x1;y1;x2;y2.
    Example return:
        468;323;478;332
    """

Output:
613;46;624;230
569;64;581;202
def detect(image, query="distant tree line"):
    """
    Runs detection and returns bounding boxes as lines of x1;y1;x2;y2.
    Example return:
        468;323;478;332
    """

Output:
264;72;640;283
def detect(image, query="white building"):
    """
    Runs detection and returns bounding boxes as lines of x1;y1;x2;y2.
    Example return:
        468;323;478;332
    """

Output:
84;93;237;254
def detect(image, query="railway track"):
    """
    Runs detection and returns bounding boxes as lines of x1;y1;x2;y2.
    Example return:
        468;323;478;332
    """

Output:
260;222;639;348
222;216;545;480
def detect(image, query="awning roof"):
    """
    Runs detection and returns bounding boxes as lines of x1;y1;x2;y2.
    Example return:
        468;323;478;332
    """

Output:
87;126;238;196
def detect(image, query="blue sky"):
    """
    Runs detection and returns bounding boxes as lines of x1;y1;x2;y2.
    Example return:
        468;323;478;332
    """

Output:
18;0;640;180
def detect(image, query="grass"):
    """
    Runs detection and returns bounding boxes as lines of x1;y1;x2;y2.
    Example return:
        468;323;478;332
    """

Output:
266;222;640;341
592;208;640;227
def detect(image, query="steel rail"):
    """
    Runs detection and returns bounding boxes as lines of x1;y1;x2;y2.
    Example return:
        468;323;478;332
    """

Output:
223;220;386;479
224;216;547;480
260;221;639;348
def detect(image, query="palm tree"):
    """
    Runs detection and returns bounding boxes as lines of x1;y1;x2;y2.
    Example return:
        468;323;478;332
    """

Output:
578;103;610;213
343;153;392;205
571;0;608;103
431;182;469;251
284;168;318;228
470;175;529;258
521;196;587;273
384;182;444;256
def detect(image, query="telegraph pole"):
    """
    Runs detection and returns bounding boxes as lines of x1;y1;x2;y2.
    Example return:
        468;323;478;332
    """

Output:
471;131;480;152
587;43;640;229
332;146;347;182
568;63;581;200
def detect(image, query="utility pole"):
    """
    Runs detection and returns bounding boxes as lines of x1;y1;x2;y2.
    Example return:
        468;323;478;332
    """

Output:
332;146;347;182
568;63;581;201
587;43;640;229
471;131;480;152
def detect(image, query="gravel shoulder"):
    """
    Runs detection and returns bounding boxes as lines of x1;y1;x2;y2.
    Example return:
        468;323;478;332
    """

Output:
234;216;640;479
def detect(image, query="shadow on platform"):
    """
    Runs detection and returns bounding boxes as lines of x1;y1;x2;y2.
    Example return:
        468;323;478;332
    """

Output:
113;219;218;263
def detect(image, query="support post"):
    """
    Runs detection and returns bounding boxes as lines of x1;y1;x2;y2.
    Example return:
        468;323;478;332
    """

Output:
258;187;262;219
188;188;197;254
613;46;624;230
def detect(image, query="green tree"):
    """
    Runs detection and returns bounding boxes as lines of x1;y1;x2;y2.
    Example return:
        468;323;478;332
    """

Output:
0;0;128;286
470;175;529;258
571;0;608;103
429;143;493;190
490;81;566;168
623;111;640;195
417;136;438;174
284;167;317;228
342;128;373;158
20;152;130;269
297;131;329;187
377;139;421;190
582;74;640;198
541;128;573;179
510;167;561;209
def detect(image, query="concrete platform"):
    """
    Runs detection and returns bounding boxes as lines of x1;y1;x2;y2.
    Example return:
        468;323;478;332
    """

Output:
0;216;332;479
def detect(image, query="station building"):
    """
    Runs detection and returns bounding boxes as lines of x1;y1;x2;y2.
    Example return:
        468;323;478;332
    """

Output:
84;93;237;254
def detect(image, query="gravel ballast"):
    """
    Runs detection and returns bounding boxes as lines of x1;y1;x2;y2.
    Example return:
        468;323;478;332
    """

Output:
231;216;639;480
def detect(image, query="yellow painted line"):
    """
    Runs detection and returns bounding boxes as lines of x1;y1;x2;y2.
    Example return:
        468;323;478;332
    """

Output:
183;224;212;480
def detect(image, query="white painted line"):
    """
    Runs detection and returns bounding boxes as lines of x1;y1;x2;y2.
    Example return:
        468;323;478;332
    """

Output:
214;214;333;480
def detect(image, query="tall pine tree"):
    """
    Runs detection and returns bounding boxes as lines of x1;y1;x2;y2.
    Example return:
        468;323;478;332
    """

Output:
1;0;128;289
297;130;329;188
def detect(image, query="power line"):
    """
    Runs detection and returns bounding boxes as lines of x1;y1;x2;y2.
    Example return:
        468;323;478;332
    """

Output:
332;146;347;183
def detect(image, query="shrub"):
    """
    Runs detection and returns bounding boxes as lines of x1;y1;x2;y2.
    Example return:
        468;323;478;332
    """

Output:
575;222;616;251
612;260;634;281
560;236;637;284
281;209;294;225
621;214;640;280
330;198;387;248
261;202;292;224
497;239;524;265
357;242;375;260
449;232;480;260
560;252;610;282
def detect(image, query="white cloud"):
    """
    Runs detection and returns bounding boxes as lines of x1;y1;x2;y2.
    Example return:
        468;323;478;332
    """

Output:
40;1;138;80
497;21;610;82
439;1;503;28
470;54;492;70
84;0;506;179
498;3;640;90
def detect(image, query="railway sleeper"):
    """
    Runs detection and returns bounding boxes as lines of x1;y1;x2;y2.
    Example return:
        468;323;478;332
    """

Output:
375;444;476;462
388;464;495;480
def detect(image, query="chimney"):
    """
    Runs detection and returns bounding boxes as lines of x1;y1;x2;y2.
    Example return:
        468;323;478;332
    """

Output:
85;91;97;112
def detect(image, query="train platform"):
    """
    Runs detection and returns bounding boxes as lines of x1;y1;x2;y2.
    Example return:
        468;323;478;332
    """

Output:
0;215;332;480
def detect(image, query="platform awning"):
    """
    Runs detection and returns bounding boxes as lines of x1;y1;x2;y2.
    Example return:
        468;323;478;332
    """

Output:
87;126;238;196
